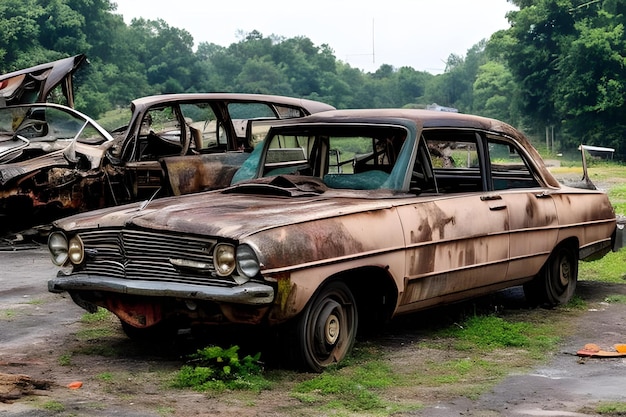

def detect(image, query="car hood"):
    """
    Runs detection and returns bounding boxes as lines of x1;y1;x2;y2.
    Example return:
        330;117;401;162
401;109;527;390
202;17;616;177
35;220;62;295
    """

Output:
55;176;400;240
0;54;86;107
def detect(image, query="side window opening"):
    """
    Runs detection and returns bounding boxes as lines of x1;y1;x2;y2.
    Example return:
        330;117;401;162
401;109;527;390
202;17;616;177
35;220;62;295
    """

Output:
137;106;187;161
488;138;540;190
423;130;484;194
179;103;222;152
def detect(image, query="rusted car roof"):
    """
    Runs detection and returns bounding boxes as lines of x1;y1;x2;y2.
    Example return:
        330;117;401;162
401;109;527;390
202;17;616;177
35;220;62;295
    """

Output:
129;93;335;115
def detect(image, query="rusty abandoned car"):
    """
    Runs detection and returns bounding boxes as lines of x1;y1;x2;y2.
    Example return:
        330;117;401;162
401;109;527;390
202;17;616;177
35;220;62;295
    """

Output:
0;93;334;234
47;109;619;371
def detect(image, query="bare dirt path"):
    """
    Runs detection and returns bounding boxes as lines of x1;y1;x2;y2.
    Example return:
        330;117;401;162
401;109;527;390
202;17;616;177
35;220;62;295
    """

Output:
1;247;625;417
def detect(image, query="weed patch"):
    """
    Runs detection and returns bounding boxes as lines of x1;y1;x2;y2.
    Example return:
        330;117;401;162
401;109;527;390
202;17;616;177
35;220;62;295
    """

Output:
81;308;111;323
594;401;626;415
173;345;270;392
604;294;626;304
42;400;65;412
292;360;417;414
439;315;557;351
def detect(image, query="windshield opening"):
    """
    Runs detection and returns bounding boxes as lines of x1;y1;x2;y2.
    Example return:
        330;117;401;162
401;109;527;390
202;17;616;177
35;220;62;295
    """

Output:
258;125;409;191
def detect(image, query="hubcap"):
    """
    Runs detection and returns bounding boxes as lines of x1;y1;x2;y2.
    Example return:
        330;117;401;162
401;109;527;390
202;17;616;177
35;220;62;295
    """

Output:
559;258;570;287
324;313;340;345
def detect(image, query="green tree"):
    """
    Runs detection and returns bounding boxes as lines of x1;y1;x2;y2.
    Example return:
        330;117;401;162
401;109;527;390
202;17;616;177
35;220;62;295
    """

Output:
491;0;626;155
473;61;520;125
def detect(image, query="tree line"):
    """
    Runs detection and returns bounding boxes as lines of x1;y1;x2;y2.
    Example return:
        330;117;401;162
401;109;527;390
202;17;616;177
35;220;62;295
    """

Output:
1;0;624;159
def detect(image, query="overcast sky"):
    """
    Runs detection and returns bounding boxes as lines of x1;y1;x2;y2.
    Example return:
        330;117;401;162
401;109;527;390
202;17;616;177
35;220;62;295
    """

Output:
113;0;516;74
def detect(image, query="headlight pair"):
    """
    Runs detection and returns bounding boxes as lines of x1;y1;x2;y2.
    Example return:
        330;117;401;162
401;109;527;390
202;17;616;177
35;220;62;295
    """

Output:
48;232;84;266
213;243;260;280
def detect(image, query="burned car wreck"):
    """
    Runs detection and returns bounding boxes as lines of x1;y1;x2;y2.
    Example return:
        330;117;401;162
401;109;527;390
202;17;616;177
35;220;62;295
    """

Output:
0;94;334;234
48;109;619;371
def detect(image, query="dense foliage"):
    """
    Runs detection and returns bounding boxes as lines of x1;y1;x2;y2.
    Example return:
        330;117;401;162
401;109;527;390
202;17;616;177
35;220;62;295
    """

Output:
0;0;624;158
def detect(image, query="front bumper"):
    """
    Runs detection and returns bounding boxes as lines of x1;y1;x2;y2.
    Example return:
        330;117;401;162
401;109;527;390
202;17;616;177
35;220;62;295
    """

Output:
48;274;275;305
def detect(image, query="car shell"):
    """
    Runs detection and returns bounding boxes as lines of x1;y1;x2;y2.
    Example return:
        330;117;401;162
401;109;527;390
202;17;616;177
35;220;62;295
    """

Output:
0;93;335;235
48;109;619;371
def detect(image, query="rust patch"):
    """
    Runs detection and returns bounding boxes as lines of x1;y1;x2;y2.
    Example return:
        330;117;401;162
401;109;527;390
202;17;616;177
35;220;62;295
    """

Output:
105;298;163;328
258;218;366;270
220;304;269;324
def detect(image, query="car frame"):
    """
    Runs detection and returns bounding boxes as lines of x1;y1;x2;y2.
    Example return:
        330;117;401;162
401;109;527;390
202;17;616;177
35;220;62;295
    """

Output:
0;93;335;235
48;109;619;371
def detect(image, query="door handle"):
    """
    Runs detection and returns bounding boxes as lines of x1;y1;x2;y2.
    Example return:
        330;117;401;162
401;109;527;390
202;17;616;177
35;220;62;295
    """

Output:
480;194;502;201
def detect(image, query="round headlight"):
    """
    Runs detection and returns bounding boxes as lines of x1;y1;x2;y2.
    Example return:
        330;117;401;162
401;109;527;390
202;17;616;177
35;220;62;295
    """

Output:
214;243;236;276
48;232;69;266
68;235;84;264
237;245;260;278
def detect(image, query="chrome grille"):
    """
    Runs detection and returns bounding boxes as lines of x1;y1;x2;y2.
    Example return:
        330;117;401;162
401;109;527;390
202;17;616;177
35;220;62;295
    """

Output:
74;229;233;286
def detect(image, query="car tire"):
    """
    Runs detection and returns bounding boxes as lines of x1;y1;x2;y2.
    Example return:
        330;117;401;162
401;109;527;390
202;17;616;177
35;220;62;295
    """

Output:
524;244;578;307
292;281;358;372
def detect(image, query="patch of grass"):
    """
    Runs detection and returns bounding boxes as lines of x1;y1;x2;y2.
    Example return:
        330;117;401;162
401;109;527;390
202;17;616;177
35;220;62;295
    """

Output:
173;345;270;392
595;401;626;415
97;372;114;382
292;360;417;414
75;327;115;340
81;308;111;323
58;353;72;366
156;405;175;416
439;315;558;352
389;313;564;401
1;310;15;319
605;174;626;214
604;294;626;304
579;250;626;283
42;400;65;412
564;295;587;310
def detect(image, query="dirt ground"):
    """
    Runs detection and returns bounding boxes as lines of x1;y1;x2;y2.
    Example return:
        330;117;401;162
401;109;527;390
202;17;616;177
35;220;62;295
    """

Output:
1;247;625;417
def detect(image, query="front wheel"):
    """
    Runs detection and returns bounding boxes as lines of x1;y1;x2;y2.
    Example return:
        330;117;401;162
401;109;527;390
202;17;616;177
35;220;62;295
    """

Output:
292;282;358;372
524;244;578;307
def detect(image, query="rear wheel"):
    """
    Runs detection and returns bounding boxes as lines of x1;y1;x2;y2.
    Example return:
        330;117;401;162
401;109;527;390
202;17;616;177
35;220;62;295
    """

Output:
292;282;358;372
524;244;578;307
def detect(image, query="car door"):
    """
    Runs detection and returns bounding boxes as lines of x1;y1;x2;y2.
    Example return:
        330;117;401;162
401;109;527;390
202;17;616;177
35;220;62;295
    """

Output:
396;130;510;313
486;136;559;280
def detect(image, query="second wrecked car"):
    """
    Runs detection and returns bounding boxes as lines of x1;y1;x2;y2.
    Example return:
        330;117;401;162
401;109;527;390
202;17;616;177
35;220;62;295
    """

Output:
0;93;334;234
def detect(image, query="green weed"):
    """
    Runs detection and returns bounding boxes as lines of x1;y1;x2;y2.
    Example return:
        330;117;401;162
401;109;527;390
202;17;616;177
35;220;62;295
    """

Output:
1;310;15;319
97;372;114;382
42;400;65;412
173;345;270;392
292;360;419;414
595;401;626;415
604;294;626;304
58;354;72;366
81;308;111;323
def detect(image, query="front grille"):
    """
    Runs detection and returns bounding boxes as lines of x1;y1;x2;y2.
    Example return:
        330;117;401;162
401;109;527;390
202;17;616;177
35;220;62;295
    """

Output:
74;229;233;287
